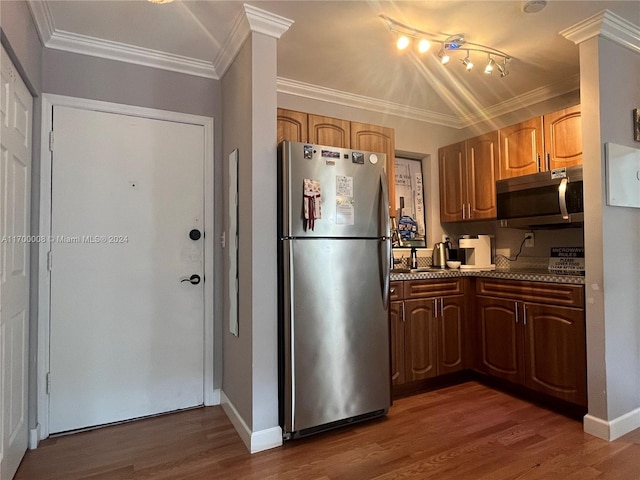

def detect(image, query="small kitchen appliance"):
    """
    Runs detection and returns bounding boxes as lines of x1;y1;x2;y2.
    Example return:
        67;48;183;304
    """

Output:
496;165;583;229
431;241;449;268
459;235;495;271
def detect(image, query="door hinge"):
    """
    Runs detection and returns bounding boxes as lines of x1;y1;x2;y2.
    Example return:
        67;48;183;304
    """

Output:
46;372;51;395
221;231;226;248
47;250;53;271
49;131;54;152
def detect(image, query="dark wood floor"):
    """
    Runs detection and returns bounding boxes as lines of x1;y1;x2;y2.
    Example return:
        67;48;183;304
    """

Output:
15;381;640;479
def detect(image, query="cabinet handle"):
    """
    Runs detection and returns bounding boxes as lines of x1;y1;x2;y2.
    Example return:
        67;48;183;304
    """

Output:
441;298;444;318
434;298;438;318
537;154;541;172
390;288;396;294
515;301;519;323
468;203;471;219
545;153;551;171
462;203;465;220
401;302;405;323
523;304;527;326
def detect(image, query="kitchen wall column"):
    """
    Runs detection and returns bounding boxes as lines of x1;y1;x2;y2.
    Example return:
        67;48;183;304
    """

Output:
220;5;293;453
562;11;640;441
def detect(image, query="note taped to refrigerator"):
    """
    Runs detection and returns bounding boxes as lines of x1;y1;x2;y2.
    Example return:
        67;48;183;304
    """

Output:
336;175;353;197
336;198;355;225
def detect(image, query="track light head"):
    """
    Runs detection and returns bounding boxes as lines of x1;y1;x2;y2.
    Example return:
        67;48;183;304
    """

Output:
396;35;410;51
484;57;495;74
462;52;473;71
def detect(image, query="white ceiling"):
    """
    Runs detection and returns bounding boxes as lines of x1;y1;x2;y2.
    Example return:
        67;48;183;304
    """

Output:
28;1;640;127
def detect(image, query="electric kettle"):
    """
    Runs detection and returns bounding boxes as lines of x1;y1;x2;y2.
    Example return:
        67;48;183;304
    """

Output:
432;242;449;268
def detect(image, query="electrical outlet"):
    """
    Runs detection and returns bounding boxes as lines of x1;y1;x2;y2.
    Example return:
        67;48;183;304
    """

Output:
524;232;535;248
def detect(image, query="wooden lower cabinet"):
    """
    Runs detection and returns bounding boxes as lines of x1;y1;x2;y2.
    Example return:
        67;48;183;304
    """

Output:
438;295;466;375
475;279;587;407
391;279;466;390
524;302;586;405
404;298;438;381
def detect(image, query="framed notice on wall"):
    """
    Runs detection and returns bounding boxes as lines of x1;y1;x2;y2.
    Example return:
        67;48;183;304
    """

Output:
394;156;426;247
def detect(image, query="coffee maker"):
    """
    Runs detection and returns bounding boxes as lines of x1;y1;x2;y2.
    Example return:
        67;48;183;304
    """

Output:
459;235;495;271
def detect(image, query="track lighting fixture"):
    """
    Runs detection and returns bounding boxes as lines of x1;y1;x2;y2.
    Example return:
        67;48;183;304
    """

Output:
380;14;511;78
484;57;495;74
438;48;450;65
462;52;474;71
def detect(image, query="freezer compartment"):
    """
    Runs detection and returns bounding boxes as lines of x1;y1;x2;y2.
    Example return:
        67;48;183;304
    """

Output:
279;141;388;238
280;238;391;437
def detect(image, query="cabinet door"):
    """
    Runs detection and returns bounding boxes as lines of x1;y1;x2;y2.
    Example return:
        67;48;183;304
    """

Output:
438;141;466;222
466;132;498;220
308;114;350;148
476;296;522;383
498;117;543;179
523;303;587;406
404;298;438;381
277;108;308;144
351;122;396;215
438;295;465;375
544;105;582;170
390;300;405;386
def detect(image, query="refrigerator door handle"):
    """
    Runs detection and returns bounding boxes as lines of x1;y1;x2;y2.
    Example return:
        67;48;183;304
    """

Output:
380;172;391;306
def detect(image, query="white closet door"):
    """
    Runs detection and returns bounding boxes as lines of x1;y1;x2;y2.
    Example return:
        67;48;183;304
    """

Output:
0;45;33;480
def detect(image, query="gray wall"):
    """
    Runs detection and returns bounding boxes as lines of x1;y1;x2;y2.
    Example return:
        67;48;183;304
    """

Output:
1;0;44;434
42;49;219;119
221;38;254;426
581;35;640;425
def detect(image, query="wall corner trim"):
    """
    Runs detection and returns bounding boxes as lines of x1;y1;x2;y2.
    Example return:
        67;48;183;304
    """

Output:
560;9;640;55
584;407;640;441
220;390;283;454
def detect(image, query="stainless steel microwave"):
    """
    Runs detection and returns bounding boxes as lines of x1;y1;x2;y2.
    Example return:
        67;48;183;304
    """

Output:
496;166;584;229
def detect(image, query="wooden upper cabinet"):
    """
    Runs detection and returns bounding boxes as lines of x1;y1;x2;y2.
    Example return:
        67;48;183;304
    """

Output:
498;117;544;179
543;104;583;170
351;122;396;215
466;131;498;220
439;133;497;223
308;114;350;148
438;141;466;222
277;108;307;144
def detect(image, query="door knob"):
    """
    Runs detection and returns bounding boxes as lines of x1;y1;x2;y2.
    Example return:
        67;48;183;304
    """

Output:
181;274;201;285
189;229;202;241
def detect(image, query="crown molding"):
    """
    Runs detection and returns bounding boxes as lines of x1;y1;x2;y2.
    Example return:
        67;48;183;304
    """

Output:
213;8;251;79
46;30;217;79
213;6;293;80
27;0;54;46
277;77;463;128
561;9;640;54
459;74;581;127
244;4;294;39
27;1;217;79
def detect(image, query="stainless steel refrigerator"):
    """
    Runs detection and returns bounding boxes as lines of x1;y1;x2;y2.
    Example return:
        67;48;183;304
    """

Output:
278;141;391;440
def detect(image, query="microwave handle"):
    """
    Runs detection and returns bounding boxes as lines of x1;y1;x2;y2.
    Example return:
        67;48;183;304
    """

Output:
559;178;569;219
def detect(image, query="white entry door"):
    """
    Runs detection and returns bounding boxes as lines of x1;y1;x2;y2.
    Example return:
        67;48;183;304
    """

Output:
0;46;33;479
49;105;205;434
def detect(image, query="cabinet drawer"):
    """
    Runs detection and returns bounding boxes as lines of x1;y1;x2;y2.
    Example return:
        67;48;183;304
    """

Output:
404;278;464;299
390;281;403;301
476;278;584;308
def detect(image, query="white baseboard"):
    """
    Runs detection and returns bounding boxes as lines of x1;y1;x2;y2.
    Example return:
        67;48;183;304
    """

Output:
29;424;41;449
584;406;640;441
220;390;283;453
